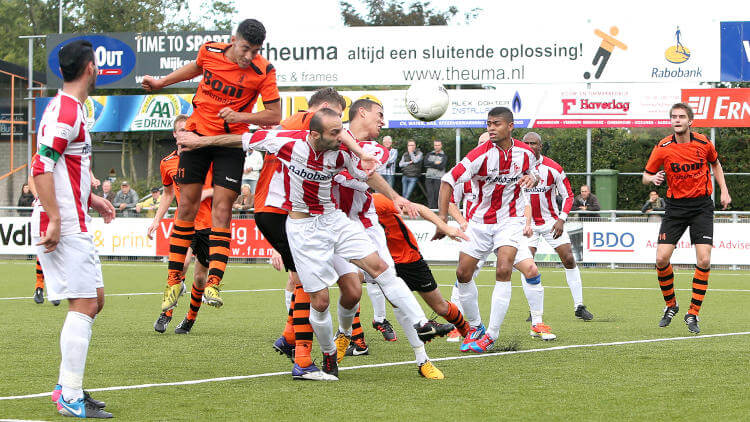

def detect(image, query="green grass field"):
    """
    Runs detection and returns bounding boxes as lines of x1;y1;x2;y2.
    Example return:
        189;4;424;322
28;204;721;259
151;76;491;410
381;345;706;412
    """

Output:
1;260;749;421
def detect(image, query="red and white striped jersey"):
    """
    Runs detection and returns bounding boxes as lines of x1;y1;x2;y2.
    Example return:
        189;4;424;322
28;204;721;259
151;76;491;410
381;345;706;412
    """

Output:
242;130;368;214
524;156;574;226
451;181;477;220
332;141;389;228
31;91;92;237
442;139;538;224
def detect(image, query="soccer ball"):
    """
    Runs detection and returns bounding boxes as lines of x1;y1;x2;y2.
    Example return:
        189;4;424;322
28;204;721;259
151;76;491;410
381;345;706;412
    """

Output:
405;80;449;122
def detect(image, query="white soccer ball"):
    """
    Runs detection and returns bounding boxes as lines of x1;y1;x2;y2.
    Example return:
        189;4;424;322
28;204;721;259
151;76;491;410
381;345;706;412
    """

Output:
405;80;449;122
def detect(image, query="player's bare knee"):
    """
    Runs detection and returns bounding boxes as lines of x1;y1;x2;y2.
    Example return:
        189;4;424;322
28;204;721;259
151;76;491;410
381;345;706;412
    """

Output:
655;255;671;269
456;265;474;283
496;262;513;280
561;254;577;268
309;290;330;312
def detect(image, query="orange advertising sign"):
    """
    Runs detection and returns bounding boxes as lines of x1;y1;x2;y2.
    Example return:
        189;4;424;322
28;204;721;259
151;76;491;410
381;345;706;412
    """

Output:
682;88;750;127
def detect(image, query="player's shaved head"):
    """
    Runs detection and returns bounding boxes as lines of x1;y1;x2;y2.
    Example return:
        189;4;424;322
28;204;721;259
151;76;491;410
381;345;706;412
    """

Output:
309;87;346;112
523;132;542;143
236;19;266;45
309;108;341;135
488;106;514;124
348;98;382;122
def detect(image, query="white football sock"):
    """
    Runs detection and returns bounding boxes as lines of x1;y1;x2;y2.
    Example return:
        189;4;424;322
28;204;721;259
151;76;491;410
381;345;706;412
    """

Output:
374;267;427;327
284;290;293;312
521;274;544;325
565;267;584;308
337;299;358;335
59;311;93;403
450;282;463;313
457;280;482;327
393;307;428;365
486;281;512;340
309;306;336;355
367;282;387;323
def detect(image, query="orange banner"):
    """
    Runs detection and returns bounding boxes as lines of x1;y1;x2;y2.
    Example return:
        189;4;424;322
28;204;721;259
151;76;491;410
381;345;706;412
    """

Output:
682;88;750;127
155;218;274;258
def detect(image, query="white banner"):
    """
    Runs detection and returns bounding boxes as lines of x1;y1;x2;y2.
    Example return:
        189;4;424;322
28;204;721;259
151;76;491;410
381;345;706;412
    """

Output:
583;222;750;264
260;22;718;86
0;217;156;256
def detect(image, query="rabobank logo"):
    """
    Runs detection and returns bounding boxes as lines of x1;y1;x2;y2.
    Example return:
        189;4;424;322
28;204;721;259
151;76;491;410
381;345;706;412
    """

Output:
664;26;691;64
587;231;635;252
48;35;136;86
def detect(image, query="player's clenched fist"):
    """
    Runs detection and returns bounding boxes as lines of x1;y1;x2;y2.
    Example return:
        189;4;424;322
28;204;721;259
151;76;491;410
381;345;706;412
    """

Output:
141;75;164;92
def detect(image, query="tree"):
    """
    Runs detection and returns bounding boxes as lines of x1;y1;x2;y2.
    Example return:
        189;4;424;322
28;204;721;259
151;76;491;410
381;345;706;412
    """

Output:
340;0;479;26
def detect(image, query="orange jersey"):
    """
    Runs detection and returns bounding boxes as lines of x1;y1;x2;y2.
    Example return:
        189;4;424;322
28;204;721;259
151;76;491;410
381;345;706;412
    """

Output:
160;151;213;230
186;42;280;136
253;111;314;213
373;193;422;264
645;132;718;199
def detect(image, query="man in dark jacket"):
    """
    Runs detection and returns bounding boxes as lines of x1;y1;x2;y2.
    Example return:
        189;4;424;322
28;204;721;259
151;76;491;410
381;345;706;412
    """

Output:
572;185;601;217
399;139;422;200
423;140;447;209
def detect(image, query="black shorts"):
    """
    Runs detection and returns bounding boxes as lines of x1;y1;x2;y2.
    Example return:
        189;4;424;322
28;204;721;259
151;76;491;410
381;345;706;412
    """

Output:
177;146;244;193
254;212;296;272
395;259;438;293
658;196;714;245
190;228;210;267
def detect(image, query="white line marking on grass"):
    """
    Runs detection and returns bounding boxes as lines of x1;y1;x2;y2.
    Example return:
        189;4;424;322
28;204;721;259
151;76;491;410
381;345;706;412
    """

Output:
431;268;748;277
2;331;749;401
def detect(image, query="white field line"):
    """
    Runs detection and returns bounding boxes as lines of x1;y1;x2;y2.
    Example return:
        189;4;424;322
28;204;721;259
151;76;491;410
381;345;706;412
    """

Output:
2;284;750;301
1;331;748;402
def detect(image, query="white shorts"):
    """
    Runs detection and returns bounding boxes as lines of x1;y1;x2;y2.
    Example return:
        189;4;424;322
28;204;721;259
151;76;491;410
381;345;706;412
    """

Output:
286;210;376;293
461;219;525;261
527;220;571;249
33;232;103;301
363;224;394;283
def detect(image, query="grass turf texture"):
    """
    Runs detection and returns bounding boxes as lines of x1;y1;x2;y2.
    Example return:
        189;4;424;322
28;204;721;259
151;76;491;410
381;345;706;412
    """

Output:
1;260;749;420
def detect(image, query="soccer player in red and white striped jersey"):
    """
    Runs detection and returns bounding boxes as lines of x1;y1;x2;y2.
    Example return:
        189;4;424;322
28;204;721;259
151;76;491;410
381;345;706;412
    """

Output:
33;39;113;418
521;132;594;320
438;107;540;353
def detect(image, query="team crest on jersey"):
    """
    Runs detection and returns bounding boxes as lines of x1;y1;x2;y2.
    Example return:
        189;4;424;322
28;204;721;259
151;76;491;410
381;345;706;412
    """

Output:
238;73;246;84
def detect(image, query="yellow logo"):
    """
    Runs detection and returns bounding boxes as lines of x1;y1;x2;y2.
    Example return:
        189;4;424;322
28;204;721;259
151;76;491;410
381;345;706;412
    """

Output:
665;26;690;64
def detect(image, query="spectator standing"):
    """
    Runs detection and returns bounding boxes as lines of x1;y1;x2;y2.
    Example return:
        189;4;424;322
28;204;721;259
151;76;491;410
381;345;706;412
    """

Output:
113;181;139;217
399;139;422;200
136;187;162;217
641;190;666;222
101;180;116;203
242;149;264;194
423;140;447;209
377;135;398;186
233;183;253;213
17;183;35;207
572;185;601;218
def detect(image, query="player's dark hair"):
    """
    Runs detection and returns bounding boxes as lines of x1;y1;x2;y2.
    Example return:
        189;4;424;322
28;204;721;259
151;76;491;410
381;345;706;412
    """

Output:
670;102;694;120
173;114;189;132
309;87;346;111
309;108;340;134
348;98;382;122
488;106;514;123
58;40;95;82
236;19;266;45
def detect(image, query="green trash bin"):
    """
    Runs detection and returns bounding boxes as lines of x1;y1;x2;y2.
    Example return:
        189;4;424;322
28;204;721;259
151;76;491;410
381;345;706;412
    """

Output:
593;169;619;210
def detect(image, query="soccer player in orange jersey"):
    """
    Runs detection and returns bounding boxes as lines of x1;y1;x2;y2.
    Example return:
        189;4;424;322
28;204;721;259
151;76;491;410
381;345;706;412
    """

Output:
142;19;281;311
642;103;731;334
148;115;214;334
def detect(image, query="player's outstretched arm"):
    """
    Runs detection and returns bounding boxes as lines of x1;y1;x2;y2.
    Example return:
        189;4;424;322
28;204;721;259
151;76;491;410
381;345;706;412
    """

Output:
711;160;732;209
34;172;61;253
366;173;418;217
415;203;469;242
141;62;202;92
177;131;242;150
437;180;455;222
448;202;468;232
642;170;665;186
218;101;282;126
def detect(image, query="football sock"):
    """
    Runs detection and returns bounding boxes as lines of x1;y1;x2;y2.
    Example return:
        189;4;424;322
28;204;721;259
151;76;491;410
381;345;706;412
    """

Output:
450;282;463;313
309;306;335;355
35;258;44;289
207;227;231;286
443;301;470;337
285;289;293;312
657;264;676;307
59;311;93;403
167;219;194;285
374;267;428;326
337;299;357;334
292;286;314;367
564;267;584;308
165;308;173;318
282;291;296;344
457;279;482;327
186;283;204;320
521;274;544;325
367;282;387;323
487;281;512;340
350;305;363;340
689;265;709;316
393;307;428;365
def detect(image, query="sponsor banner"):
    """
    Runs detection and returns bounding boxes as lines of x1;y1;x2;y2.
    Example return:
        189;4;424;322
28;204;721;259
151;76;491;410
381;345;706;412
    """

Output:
0;217;155;256
36;84;693;131
155;219;273;258
681;88;750;127
720;21;750;81
46;22;719;89
583;222;750;264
